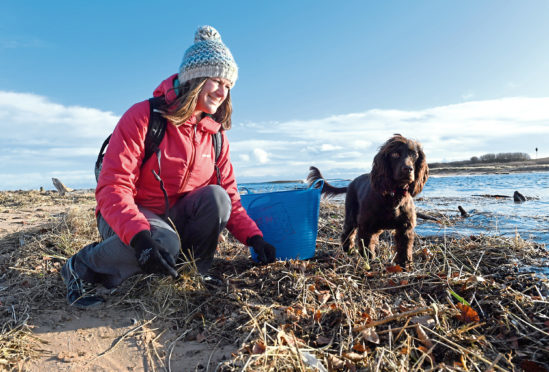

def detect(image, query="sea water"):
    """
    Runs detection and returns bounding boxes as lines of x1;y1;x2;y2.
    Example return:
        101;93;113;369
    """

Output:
239;172;549;247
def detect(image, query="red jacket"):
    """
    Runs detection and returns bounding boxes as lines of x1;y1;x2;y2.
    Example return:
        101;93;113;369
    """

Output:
96;74;262;245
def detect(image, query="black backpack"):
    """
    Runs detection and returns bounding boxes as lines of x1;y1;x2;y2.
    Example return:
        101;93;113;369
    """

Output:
94;96;223;184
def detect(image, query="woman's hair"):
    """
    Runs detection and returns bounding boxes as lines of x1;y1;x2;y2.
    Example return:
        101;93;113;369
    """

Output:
162;77;232;130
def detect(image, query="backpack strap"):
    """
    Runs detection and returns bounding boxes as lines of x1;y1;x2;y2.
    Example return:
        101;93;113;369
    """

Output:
94;134;112;181
144;96;171;216
212;130;223;185
143;96;168;165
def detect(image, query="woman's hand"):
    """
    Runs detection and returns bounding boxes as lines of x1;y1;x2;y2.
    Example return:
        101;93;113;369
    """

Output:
247;235;276;264
130;231;179;278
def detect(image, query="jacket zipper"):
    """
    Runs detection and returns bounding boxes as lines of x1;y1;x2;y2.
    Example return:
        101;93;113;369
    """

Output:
179;125;197;193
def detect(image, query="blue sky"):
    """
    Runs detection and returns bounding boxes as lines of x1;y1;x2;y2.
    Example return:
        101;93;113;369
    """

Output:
1;1;549;189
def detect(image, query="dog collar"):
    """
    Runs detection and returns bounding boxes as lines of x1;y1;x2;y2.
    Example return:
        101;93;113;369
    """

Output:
390;185;409;197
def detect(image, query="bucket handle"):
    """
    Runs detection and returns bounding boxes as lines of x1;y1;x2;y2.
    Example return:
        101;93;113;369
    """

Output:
308;178;324;190
239;187;252;195
240;179;324;195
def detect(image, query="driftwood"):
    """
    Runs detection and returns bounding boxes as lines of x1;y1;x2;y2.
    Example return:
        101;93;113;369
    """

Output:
513;190;526;203
51;178;73;196
416;211;439;222
472;194;510;198
352;306;435;332
473;191;528;203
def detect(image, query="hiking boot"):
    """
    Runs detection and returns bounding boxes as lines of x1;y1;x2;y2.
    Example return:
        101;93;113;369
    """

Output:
61;256;105;309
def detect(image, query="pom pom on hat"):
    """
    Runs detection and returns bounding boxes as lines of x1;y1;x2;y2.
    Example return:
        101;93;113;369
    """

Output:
194;25;220;42
179;25;238;86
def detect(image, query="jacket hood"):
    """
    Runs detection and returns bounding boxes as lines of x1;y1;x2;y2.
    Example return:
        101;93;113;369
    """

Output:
153;74;179;103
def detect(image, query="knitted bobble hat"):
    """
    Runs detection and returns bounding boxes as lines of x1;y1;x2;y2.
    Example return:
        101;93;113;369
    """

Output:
178;25;238;87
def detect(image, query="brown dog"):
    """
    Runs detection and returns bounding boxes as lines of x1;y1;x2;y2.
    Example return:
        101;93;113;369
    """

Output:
308;134;429;267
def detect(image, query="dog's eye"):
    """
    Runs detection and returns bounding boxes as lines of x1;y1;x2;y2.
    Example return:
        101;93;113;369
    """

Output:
391;152;400;159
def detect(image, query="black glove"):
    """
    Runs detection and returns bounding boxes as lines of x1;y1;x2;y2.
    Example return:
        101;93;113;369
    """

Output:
130;230;178;278
247;235;276;264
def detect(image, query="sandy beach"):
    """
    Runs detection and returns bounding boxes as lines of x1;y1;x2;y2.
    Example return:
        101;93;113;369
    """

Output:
1;189;548;371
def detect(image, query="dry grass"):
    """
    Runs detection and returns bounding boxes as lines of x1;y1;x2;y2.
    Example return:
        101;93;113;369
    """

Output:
1;190;98;369
1;191;549;371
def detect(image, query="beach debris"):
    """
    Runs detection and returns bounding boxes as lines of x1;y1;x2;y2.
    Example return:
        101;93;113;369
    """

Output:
3;196;549;371
472;194;510;198
416;211;439;221
514;190;526;203
455;303;480;323
359;327;380;344
51;178;73;196
458;205;469;217
300;351;328;372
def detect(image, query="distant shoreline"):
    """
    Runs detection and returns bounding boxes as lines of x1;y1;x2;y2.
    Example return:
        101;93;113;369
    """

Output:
257;161;549;184
429;158;549;176
2;160;548;192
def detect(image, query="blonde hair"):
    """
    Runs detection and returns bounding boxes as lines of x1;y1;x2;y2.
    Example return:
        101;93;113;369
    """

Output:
162;77;232;130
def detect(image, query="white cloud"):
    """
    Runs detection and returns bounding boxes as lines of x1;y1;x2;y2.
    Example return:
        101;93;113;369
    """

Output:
320;144;342;151
1;90;549;188
253;148;269;164
0;91;119;142
229;97;549;182
0;91;119;190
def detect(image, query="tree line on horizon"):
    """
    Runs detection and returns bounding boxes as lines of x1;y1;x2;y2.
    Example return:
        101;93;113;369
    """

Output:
429;152;531;168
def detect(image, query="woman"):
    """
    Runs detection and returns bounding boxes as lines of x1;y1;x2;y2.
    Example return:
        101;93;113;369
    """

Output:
61;25;276;308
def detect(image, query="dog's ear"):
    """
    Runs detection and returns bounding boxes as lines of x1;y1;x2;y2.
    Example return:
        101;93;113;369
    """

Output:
370;145;394;193
410;144;429;196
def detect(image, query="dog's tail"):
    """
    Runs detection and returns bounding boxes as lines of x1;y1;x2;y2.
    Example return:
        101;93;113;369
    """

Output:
307;166;348;198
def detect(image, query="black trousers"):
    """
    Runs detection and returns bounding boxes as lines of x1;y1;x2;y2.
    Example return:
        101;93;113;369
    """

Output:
72;185;231;288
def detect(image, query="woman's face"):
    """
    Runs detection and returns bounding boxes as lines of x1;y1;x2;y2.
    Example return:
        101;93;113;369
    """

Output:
195;78;231;115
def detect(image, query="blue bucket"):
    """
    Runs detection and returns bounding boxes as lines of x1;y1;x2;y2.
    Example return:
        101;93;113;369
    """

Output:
240;179;324;261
